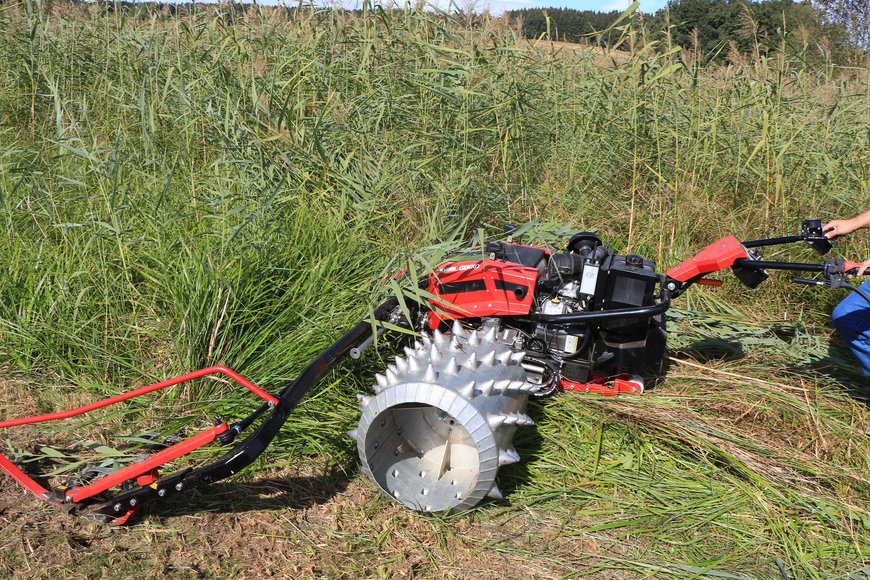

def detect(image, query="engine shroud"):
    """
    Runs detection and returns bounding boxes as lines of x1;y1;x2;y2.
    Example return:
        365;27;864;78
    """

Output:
427;238;666;386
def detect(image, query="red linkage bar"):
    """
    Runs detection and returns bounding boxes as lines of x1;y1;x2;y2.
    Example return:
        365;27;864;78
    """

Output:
0;366;277;430
561;374;644;397
0;453;53;502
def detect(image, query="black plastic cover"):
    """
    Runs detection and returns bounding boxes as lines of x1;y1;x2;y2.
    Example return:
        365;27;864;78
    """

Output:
486;241;547;269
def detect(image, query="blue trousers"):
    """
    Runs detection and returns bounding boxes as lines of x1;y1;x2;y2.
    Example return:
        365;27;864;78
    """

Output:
832;278;870;377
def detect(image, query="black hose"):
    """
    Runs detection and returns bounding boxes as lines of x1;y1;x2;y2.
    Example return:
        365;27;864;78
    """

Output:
531;296;670;324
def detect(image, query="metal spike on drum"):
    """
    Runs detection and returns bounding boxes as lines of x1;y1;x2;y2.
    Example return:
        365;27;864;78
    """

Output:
480;350;496;367
494;379;511;393
353;327;534;513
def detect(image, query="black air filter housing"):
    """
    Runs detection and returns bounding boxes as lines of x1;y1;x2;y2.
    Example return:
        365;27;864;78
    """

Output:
598;254;661;358
601;254;658;310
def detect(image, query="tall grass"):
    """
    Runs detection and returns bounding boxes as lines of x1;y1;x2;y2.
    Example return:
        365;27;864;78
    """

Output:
0;1;869;576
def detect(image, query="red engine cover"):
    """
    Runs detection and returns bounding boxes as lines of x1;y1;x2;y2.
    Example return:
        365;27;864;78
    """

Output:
428;259;539;328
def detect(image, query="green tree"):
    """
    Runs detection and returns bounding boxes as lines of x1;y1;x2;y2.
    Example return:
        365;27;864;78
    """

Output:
814;0;869;49
660;0;854;63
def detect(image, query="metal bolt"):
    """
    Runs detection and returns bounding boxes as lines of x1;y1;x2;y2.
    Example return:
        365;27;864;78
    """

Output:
175;482;183;491
158;489;167;497
113;503;122;512
129;499;137;507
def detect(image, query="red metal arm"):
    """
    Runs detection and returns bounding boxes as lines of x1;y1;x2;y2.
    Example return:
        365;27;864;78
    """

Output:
0;453;53;502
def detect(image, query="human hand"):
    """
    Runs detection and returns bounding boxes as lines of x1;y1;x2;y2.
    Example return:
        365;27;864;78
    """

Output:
824;219;858;239
856;258;870;276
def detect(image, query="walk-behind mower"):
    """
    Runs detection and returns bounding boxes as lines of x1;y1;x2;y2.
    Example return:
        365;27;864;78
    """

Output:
0;219;866;522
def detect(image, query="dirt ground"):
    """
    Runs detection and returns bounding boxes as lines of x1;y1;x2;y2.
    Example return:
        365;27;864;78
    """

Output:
0;462;621;579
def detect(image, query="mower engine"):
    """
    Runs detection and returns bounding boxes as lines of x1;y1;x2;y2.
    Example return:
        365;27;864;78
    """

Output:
427;233;666;397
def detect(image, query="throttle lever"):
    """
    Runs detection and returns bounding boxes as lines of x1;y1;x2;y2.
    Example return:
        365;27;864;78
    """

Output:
794;259;870;306
823;258;849;289
791;259;848;289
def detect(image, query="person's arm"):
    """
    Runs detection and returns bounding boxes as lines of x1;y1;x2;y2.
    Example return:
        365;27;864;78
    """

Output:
824;210;870;275
824;210;870;240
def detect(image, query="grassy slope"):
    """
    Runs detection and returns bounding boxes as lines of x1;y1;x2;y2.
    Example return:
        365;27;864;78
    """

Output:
0;2;869;577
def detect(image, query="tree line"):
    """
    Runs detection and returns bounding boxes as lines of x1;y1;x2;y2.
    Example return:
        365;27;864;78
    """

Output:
507;0;866;65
